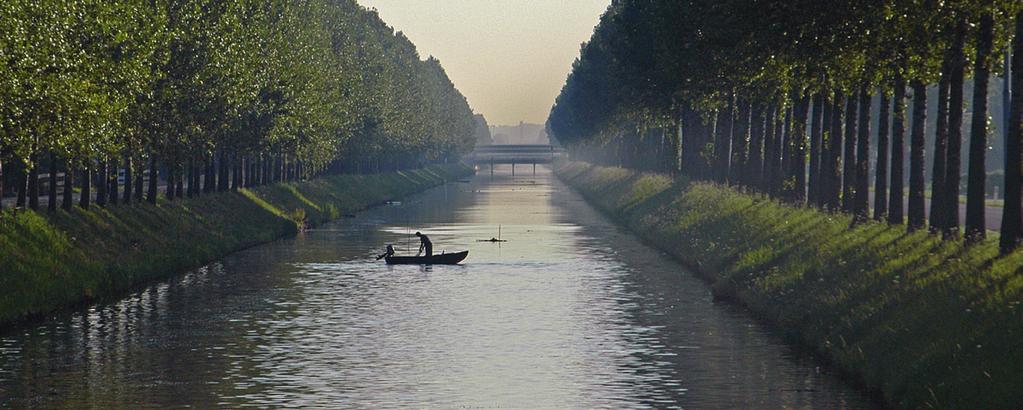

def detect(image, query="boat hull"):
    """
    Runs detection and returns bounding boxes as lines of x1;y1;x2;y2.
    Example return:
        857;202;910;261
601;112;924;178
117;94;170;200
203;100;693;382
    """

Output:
385;251;468;265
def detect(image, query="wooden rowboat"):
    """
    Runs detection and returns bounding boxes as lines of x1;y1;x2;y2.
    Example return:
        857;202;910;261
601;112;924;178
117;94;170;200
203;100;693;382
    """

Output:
385;250;468;265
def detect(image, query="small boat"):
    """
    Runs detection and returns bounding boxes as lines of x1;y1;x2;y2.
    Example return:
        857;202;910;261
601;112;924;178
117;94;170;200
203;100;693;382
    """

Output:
385;250;469;265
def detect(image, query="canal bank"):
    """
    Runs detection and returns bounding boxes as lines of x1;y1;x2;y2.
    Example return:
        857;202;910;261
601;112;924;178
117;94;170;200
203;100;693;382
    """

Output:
0;164;472;327
554;161;1023;409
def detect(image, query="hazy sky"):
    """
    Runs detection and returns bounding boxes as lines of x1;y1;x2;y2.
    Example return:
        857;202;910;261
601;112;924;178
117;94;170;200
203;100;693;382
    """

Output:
357;0;610;126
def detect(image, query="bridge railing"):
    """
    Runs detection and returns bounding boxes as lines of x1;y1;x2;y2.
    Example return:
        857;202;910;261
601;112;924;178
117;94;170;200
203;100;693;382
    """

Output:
465;145;565;165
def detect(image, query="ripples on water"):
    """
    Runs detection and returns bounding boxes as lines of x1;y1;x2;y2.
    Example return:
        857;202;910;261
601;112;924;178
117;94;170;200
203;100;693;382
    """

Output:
0;168;872;408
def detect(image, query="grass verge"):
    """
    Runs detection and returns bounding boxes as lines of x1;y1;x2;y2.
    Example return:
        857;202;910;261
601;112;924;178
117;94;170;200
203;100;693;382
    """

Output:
0;164;472;327
555;160;1022;409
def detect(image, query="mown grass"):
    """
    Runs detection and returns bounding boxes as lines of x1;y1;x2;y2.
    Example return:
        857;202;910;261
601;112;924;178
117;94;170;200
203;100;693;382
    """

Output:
0;164;472;327
555;160;1023;410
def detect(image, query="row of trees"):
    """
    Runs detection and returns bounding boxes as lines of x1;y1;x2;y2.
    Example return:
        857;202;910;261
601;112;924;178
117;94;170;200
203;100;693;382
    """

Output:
548;0;1023;253
0;0;477;212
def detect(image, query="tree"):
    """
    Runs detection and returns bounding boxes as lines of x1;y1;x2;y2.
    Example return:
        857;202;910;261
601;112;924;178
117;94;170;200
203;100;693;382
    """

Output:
842;92;858;212
942;17;968;238
875;88;891;221
747;105;766;189
931;53;953;233
889;76;907;225
808;94;824;204
853;86;872;222
965;11;995;242
824;91;845;210
788;95;811;202
1001;11;1023;253
908;81;929;230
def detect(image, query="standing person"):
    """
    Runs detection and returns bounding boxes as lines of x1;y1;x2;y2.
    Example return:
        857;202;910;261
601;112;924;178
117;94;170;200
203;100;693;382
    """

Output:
415;231;432;257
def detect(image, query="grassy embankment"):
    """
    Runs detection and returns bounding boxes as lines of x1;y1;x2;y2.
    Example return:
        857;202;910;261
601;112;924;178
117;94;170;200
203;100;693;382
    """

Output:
555;161;1022;409
0;164;471;327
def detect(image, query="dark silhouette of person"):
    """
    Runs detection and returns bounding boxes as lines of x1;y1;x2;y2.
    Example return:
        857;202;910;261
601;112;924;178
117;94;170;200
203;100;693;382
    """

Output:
415;231;432;257
377;244;395;260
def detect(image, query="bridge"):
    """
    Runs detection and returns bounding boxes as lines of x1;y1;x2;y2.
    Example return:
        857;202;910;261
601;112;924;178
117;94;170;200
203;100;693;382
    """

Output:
466;144;566;175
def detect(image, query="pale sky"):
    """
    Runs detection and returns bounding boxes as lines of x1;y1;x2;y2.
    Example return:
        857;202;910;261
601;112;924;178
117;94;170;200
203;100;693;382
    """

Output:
357;0;610;126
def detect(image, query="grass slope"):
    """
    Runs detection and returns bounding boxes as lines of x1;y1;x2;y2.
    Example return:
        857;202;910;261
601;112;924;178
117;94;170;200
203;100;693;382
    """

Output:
555;161;1023;409
0;164;471;327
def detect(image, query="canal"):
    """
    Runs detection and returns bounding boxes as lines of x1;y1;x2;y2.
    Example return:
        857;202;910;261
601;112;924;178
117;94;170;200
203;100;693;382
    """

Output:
0;167;872;408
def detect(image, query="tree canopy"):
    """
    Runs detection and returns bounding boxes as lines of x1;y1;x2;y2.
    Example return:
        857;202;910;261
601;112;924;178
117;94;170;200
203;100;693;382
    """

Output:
1;0;479;209
548;0;1023;248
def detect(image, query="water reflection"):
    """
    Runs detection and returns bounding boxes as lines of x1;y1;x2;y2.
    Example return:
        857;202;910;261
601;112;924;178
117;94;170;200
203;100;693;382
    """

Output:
0;167;873;408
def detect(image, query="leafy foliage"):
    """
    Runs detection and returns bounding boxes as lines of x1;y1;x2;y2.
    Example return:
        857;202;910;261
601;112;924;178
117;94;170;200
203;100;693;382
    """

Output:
0;0;479;199
548;0;1023;246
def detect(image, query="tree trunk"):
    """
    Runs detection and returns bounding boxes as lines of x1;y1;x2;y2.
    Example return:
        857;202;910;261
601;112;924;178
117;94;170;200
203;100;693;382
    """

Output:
79;164;91;209
250;156;257;186
232;153;241;190
48;152;58;212
108;159;118;206
243;157;250;187
62;162;73;211
1006;47;1013;148
263;155;271;185
931;52;953;233
186;158;193;198
679;109;694;176
714;101;733;183
748;104;765;190
192;160;200;197
696;113;711;178
185;159;193;198
134;156;143;204
764;105;778;194
729;100;750;186
889;75;907;225
237;156;245;188
875;87;890;221
819;93;834;208
175;165;184;198
218;150;229;191
28;152;39;211
0;155;4;211
1000;11;1023;253
201;157;211;193
781;106;793;194
15;158;27;208
277;154;284;183
250;157;258;187
147;154;158;204
842;91;858;212
96;158;107;207
123;154;133;204
166;164;175;200
853;85;872;222
808;93;824;205
909;80;929;230
966;13;994;242
788;95;810;202
942;16;967;239
825;91;845;210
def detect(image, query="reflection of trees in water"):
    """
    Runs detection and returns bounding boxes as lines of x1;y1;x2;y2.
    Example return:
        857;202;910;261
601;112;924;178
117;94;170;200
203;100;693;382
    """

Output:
549;178;870;409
